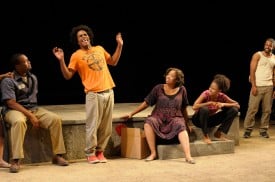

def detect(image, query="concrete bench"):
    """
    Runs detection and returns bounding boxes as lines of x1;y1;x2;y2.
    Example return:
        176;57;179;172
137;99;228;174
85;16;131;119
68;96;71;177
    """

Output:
2;103;152;164
156;107;240;159
2;104;240;163
187;107;240;146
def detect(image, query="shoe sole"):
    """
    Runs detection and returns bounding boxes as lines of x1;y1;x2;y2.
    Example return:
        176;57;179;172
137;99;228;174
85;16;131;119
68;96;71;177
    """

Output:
99;160;107;163
88;161;100;164
88;160;100;164
52;160;69;166
9;162;20;173
260;135;269;138
145;156;156;162
243;133;251;138
186;159;196;164
260;133;269;138
53;162;69;166
10;167;19;173
10;169;19;173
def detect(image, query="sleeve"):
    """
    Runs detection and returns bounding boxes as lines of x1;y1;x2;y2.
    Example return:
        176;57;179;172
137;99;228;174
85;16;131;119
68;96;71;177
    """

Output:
0;78;16;102
181;86;189;108
144;84;161;106
68;52;78;71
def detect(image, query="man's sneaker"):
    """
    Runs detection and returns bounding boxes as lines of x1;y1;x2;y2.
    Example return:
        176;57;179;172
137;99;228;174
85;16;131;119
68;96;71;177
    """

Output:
87;155;100;164
96;151;107;163
260;131;269;138
52;155;69;166
243;131;251;138
10;159;20;173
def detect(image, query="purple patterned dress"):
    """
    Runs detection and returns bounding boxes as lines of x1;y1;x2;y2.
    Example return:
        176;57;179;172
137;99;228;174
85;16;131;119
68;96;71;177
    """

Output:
144;84;189;140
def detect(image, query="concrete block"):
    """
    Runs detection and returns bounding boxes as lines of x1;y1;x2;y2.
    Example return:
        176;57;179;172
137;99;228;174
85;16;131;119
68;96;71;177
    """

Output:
189;113;240;146
18;121;146;164
157;140;235;160
22;126;53;163
20;123;86;164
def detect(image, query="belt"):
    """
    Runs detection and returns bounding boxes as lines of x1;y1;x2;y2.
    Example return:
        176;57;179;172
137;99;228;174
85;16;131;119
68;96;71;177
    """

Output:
97;89;112;94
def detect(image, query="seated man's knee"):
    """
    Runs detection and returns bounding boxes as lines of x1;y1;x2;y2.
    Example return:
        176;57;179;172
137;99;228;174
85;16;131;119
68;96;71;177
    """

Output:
8;119;27;131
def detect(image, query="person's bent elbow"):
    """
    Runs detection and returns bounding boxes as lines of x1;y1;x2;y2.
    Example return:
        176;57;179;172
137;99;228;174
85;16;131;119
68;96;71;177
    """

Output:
63;69;75;80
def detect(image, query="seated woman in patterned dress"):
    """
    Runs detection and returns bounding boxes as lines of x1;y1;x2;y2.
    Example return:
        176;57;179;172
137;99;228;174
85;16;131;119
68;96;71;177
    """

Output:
121;67;195;164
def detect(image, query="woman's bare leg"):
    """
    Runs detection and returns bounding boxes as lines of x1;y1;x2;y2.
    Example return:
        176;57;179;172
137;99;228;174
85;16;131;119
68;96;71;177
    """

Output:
203;134;212;144
178;131;195;164
144;123;157;160
0;137;10;168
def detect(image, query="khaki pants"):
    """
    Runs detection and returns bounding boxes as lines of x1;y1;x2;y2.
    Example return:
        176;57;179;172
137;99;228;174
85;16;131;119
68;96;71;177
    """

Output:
243;86;273;132
85;89;114;156
4;107;66;159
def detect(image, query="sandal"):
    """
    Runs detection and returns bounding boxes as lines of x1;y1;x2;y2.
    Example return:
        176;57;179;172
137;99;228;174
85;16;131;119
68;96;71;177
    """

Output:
144;155;156;162
185;158;196;164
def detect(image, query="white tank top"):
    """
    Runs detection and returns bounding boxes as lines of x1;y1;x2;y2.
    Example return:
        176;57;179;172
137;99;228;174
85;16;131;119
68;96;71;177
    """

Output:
255;51;275;86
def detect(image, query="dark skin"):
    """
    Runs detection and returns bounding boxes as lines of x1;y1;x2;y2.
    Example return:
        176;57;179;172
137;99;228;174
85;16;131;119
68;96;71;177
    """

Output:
52;31;123;80
249;39;275;97
4;54;40;128
0;72;13;81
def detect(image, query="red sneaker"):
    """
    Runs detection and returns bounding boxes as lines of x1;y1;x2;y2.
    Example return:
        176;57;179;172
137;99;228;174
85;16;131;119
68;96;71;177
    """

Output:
87;155;100;164
96;151;107;163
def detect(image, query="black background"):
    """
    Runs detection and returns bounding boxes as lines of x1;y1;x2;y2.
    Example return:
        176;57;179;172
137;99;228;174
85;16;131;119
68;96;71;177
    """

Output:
1;1;275;118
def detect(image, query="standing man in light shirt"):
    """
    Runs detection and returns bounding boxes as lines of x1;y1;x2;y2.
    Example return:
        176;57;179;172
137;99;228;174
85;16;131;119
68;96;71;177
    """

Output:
243;38;275;138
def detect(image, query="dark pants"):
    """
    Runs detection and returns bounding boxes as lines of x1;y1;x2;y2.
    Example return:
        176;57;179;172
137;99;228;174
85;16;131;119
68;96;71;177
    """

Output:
192;106;238;135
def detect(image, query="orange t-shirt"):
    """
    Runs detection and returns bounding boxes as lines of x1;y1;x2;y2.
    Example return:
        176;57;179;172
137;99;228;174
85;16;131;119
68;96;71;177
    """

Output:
68;46;115;93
